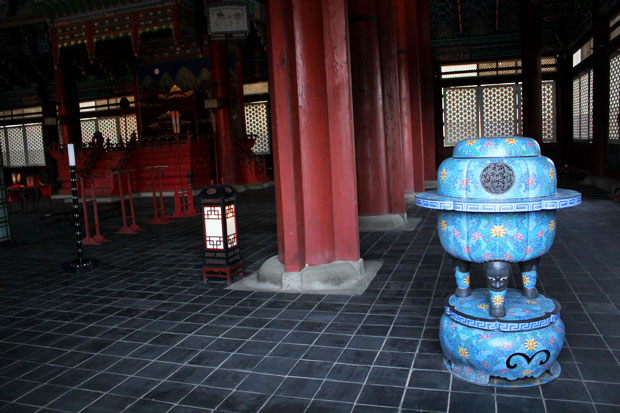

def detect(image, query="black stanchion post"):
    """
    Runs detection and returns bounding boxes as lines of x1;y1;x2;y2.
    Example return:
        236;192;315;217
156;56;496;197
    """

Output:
62;143;98;272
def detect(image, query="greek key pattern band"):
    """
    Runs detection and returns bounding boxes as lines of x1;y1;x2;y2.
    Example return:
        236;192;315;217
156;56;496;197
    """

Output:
416;193;581;212
445;307;561;331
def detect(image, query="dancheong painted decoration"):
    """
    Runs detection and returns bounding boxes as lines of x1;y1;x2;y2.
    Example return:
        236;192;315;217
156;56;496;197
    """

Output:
416;136;581;387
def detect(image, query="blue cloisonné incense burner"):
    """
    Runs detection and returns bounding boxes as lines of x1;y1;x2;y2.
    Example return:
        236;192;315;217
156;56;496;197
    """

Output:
416;137;580;386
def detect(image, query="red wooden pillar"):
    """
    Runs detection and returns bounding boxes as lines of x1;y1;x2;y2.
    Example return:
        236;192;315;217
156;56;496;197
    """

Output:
591;6;610;176
265;0;360;280
521;1;543;145
377;0;406;216
55;54;81;145
236;44;247;135
415;0;437;181
209;40;239;184
396;0;416;198
405;0;427;192
349;0;389;217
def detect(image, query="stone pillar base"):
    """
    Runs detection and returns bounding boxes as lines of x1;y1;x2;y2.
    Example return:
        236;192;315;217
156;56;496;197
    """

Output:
359;213;407;231
227;256;381;295
404;193;416;204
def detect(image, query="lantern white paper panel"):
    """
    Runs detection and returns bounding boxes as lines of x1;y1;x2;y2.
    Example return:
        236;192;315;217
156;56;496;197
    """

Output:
226;204;238;248
203;206;224;250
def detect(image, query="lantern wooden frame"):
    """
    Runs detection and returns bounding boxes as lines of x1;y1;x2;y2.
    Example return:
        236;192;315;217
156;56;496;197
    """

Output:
199;185;243;284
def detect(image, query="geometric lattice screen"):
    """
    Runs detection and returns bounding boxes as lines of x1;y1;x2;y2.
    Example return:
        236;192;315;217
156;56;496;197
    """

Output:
80;114;137;146
244;101;271;155
443;87;478;146
542;82;556;144
0;145;9;243
572;70;593;142
609;53;620;143
0;123;45;167
482;85;518;137
443;81;556;146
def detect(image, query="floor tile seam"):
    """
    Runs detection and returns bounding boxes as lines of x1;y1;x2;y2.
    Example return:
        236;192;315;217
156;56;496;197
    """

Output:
12;379;76;411
557;243;620;359
263;295;361;410
80;341;220;413
344;231;419;409
545;240;604;405
398;225;452;412
243;295;358;411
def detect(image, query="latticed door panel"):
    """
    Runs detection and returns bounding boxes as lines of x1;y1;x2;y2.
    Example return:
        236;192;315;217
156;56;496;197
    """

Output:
0;128;7;166
24;124;45;166
443;87;478;146
244;102;271;154
609;54;620;143
81;118;97;144
572;70;593;142
572;78;580;141
482;85;516;137
579;72;590;141
98;117;120;146
542;81;556;143
515;84;523;136
588;72;593;141
6;126;25;167
119;114;137;143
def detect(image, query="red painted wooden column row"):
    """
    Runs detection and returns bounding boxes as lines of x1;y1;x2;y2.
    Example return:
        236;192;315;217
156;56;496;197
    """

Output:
415;0;437;181
404;0;428;192
377;0;406;215
349;0;406;220
267;0;360;272
209;40;239;184
349;0;390;217
395;0;417;197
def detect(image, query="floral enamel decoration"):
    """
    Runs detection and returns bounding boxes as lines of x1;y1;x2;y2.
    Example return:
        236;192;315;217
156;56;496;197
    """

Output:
491;225;505;237
491;295;504;306
525;338;538;351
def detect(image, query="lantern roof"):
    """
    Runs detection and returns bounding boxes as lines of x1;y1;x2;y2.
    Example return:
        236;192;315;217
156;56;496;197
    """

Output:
199;185;237;203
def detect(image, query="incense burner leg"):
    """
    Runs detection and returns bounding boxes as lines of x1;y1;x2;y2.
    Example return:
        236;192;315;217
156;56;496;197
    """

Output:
520;258;540;299
453;258;472;298
484;261;510;318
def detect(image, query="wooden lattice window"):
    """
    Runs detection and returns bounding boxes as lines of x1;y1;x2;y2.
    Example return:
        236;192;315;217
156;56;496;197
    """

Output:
0;123;45;167
80;114;137;146
572;70;593;142
244;101;271;155
442;81;556;146
609;53;620;143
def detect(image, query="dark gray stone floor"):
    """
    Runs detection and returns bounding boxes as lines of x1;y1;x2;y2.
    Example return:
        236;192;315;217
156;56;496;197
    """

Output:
0;182;619;413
